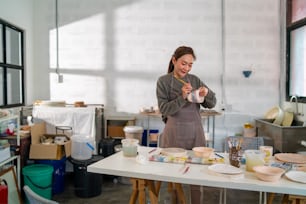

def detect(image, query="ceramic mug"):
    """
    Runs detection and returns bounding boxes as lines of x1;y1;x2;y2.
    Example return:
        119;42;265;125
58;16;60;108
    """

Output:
187;89;204;103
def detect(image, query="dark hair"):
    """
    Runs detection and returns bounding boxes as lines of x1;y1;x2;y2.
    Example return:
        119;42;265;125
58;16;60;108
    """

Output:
167;46;196;73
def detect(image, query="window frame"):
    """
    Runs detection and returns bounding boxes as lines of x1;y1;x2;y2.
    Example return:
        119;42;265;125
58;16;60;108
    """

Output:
286;0;306;103
0;18;25;108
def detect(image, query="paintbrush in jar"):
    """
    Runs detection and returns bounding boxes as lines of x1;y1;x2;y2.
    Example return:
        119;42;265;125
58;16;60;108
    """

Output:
237;138;243;150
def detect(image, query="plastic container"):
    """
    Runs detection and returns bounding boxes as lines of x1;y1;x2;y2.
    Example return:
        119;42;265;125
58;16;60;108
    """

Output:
123;126;143;143
98;138;115;157
121;138;139;157
70;155;103;198
71;134;95;160
245;150;265;172
35;157;66;194
22;164;53;200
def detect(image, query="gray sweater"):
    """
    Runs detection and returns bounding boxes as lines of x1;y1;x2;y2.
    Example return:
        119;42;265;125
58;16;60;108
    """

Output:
156;73;217;122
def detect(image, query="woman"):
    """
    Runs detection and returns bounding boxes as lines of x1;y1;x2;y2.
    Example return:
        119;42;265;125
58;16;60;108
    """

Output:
156;46;216;204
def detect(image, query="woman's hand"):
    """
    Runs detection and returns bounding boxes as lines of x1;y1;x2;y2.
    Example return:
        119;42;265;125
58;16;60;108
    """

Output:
199;86;208;97
182;83;192;99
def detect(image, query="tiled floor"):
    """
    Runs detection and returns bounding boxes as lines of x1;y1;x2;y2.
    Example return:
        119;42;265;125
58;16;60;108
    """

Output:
50;173;284;204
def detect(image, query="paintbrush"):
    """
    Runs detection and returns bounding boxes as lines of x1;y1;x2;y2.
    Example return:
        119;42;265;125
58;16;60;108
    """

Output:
174;76;188;85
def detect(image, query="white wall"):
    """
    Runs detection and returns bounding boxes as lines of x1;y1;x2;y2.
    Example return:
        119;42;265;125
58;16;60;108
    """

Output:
0;0;35;106
30;0;281;112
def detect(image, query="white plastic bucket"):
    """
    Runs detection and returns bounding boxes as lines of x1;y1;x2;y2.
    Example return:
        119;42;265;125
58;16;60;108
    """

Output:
71;134;95;160
123;126;143;143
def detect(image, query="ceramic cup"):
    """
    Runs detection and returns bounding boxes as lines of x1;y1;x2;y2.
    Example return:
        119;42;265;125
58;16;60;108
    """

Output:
259;146;273;163
187;89;205;103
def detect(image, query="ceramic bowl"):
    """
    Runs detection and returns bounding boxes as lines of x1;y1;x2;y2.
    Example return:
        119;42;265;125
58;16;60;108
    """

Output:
253;166;285;182
192;147;214;158
264;106;284;126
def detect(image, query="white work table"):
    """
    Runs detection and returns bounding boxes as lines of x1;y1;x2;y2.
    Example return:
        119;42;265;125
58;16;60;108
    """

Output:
88;146;306;203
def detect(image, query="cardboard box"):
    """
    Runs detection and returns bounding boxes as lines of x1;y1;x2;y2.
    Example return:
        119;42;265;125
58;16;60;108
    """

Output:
29;122;71;160
107;126;125;138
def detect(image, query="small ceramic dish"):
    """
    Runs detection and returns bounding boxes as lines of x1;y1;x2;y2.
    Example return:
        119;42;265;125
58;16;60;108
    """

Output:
253;166;285;182
192;147;214;158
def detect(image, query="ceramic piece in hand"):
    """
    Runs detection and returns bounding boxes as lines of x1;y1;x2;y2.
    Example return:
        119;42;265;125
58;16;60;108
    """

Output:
187;89;204;103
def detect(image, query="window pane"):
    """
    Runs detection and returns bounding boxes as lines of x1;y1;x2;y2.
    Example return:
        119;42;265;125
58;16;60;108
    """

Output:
0;25;3;62
7;68;22;104
289;25;306;96
291;0;306;23
5;27;22;66
0;67;3;105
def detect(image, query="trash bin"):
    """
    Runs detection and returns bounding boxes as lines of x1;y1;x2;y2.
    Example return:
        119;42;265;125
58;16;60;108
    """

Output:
35;156;66;194
70;155;103;198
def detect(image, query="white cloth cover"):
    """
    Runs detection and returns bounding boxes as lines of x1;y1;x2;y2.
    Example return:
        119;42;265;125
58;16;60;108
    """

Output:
32;106;96;139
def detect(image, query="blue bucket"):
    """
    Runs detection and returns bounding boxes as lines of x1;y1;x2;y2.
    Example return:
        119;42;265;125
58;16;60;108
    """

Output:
36;156;66;194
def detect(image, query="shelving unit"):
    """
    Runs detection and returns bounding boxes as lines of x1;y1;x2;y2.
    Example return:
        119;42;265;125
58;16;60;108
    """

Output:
104;115;136;139
139;112;161;147
0;115;20;190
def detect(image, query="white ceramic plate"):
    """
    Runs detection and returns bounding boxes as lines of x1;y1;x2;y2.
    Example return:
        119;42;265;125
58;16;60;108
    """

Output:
208;164;243;175
285;171;306;184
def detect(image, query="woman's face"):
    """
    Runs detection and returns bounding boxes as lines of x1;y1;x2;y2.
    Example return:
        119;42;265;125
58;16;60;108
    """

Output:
172;54;194;78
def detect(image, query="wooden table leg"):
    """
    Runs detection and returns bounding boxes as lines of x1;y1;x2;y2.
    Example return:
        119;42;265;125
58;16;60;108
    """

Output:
267;193;275;204
147;180;158;204
129;179;139;204
138;179;146;204
155;181;162;195
282;194;289;204
167;182;177;204
174;183;186;204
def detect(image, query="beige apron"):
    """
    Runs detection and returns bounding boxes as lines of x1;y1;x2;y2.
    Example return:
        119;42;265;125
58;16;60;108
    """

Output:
161;102;205;150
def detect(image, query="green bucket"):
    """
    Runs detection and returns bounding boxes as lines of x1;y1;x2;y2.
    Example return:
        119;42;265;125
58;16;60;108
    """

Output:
22;164;54;200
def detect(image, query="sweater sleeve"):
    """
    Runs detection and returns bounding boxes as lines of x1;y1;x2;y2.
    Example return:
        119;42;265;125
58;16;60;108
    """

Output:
188;74;217;109
156;76;187;118
201;87;217;109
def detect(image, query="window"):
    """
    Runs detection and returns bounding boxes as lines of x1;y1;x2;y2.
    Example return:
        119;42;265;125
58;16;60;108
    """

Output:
286;0;306;103
0;18;24;108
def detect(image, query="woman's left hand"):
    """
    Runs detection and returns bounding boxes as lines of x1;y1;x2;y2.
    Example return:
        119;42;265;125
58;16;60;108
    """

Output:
199;86;208;97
